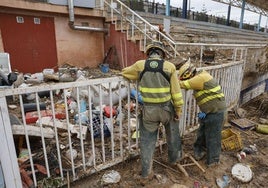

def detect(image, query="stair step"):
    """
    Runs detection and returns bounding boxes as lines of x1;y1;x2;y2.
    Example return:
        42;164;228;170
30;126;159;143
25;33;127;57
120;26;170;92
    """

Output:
105;16;119;23
115;23;129;31
127;35;144;42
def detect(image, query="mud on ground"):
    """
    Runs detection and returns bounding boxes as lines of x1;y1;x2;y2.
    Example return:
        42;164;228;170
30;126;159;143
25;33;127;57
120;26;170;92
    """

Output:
69;93;268;188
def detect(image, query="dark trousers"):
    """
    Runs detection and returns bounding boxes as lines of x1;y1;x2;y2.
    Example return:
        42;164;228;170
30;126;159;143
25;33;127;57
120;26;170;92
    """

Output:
139;102;181;177
194;111;224;165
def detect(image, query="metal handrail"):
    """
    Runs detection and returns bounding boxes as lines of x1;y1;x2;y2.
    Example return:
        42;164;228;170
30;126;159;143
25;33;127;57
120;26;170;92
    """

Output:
102;0;267;60
103;0;177;57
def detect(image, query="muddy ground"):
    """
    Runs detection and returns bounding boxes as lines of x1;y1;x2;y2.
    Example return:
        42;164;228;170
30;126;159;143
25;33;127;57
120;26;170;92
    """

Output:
68;92;268;188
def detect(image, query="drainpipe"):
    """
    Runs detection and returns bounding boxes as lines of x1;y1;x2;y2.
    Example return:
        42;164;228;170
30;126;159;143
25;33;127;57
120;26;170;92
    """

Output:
67;0;108;33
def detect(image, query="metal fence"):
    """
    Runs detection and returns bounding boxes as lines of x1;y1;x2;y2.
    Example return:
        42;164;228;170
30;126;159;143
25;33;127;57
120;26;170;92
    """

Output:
0;1;266;187
0;60;246;187
120;0;261;32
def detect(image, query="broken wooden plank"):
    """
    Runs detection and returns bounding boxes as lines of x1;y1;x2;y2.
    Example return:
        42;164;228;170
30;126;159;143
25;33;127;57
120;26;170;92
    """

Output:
176;163;189;177
153;159;180;173
187;154;206;173
40;117;87;140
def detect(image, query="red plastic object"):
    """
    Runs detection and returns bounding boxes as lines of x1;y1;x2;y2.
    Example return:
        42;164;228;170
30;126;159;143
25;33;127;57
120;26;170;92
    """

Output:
25;110;66;124
103;106;117;118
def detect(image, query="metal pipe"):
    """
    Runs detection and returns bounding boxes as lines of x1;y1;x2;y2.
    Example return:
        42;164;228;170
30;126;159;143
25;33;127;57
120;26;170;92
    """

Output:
67;0;108;33
239;0;246;29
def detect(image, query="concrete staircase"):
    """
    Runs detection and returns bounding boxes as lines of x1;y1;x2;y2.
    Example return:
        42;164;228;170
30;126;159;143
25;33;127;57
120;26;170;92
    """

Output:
102;0;179;59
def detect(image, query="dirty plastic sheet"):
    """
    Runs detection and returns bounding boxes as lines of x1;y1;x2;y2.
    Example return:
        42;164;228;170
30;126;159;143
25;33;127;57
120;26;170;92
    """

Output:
101;170;121;185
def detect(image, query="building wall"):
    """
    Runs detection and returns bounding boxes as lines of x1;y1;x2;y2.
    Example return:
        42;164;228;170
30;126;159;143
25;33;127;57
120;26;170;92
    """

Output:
0;0;105;71
104;24;146;69
0;30;3;52
54;16;105;68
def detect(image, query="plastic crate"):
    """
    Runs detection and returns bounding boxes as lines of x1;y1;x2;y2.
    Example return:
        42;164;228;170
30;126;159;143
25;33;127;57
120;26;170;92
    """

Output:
221;128;243;151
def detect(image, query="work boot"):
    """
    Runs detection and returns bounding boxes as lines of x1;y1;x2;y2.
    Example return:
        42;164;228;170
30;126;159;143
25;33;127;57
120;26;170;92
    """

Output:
177;150;184;161
168;150;184;164
207;161;219;168
194;151;206;161
139;172;154;186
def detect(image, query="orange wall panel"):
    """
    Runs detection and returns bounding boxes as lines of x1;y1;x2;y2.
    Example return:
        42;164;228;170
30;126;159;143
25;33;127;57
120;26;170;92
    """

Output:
54;16;105;69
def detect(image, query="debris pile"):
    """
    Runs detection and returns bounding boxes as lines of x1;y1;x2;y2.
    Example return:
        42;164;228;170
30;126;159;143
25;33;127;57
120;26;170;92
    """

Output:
2;64;146;187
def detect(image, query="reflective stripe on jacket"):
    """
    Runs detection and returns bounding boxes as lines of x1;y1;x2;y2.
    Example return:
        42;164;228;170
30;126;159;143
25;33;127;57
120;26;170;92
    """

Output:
180;70;226;113
122;57;183;114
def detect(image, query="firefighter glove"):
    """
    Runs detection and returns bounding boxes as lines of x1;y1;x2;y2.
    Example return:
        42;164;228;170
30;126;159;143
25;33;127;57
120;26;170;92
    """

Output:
198;112;206;119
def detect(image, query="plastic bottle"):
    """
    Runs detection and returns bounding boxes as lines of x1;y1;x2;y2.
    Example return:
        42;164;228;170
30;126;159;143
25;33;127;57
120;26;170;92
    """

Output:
80;98;87;113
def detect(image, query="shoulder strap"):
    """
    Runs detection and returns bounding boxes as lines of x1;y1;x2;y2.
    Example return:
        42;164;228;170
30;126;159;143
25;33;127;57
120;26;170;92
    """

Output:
139;59;170;83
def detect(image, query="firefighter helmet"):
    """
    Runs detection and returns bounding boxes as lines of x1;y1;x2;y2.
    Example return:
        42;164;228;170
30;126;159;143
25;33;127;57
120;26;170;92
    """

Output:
145;41;166;58
178;59;196;80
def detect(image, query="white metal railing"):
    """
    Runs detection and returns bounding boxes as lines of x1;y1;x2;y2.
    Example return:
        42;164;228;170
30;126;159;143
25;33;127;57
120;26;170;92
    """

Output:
179;61;244;134
0;77;138;187
0;61;245;187
0;1;265;187
1;1;266;186
102;0;177;57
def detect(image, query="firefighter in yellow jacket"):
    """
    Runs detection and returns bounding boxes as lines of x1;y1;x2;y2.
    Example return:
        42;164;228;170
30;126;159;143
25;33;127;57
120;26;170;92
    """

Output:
122;41;184;179
178;60;226;167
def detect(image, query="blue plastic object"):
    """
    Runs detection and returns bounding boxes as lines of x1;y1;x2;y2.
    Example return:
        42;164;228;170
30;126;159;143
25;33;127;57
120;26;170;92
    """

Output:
80;98;87;113
198;112;206;119
74;112;88;124
100;64;109;73
216;174;230;188
130;89;143;104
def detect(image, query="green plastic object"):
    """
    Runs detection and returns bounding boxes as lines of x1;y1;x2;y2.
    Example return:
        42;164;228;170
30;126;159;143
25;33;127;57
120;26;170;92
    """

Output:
256;124;268;134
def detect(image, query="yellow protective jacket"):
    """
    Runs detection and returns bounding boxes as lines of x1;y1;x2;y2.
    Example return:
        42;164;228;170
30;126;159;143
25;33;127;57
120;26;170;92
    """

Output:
122;57;184;115
180;70;226;113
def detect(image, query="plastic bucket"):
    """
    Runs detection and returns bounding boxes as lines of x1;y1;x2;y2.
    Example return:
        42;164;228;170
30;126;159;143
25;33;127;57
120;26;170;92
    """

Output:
100;64;109;73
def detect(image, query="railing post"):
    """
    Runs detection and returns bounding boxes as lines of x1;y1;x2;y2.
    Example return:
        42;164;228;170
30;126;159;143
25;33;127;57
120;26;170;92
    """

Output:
233;48;238;62
131;13;135;38
200;45;203;67
0;97;22;188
